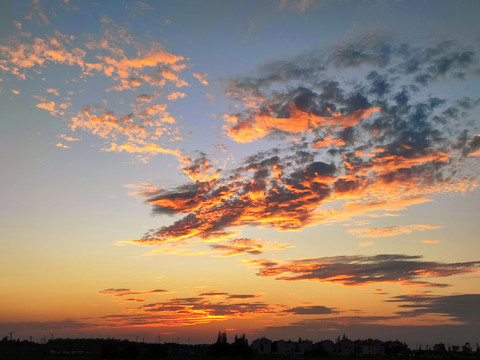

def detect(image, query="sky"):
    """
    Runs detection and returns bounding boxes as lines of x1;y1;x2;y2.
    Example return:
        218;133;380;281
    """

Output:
1;0;480;347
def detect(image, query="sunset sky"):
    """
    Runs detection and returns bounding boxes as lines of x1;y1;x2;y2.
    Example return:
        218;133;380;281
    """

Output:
1;0;480;347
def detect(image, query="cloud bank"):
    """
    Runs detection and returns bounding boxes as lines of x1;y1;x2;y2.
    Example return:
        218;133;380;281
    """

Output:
126;33;479;252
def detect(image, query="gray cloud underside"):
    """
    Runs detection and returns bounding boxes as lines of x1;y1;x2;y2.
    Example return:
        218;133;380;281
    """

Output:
386;293;480;323
253;254;480;287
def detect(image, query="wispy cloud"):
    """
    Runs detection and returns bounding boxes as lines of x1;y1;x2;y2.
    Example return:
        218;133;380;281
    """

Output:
348;224;443;238
98;288;170;297
210;238;293;256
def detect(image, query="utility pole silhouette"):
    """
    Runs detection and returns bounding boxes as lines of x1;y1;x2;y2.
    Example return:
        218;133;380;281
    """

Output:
8;332;13;341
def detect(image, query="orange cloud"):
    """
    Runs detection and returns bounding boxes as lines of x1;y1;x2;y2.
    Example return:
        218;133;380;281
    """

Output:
36;100;71;116
126;138;477;247
313;136;345;149
225;104;380;143
193;72;208;86
70;104;182;161
359;242;373;247
0;34;85;77
57;134;79;142
46;88;60;96
56;142;70;149
167;91;186;100
36;101;56;113
98;291;280;328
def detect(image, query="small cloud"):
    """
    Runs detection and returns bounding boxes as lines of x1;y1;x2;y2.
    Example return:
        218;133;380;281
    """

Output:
58;134;79;142
193;72;208;86
423;239;440;244
12;89;20;95
36;101;56;113
124;183;161;197
210;238;293;257
56;142;70;149
359;242;373;247
46;88;60;96
167;91;186;101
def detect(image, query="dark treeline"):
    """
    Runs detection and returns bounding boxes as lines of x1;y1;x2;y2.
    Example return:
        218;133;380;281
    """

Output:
1;333;480;360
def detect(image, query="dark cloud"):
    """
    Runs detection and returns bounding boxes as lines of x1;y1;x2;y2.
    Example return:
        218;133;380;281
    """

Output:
414;41;476;85
284;305;337;315
227;294;260;300
99;288;169;296
386;293;480;323
331;32;392;68
199;291;229;297
252;254;480;287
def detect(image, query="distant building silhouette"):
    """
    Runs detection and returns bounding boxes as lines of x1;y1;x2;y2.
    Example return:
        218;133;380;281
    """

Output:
336;334;354;356
315;339;335;355
251;337;272;354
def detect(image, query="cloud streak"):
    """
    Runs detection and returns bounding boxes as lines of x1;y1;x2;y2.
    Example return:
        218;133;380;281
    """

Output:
348;224;443;238
99;288;170;297
210;238;293;256
247;254;480;287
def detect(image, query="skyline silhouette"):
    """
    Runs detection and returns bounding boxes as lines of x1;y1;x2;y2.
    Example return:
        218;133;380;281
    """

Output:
1;0;480;346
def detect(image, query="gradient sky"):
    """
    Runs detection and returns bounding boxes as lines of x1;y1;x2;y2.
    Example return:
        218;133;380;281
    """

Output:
1;0;480;347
